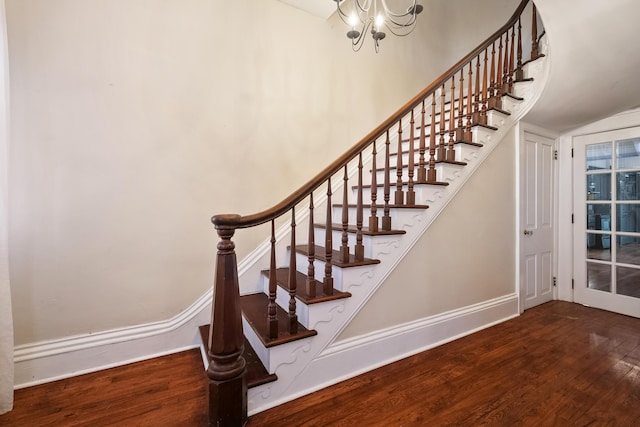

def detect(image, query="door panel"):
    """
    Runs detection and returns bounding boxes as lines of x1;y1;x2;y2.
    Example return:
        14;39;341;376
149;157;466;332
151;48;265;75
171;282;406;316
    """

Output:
573;128;640;318
520;132;555;310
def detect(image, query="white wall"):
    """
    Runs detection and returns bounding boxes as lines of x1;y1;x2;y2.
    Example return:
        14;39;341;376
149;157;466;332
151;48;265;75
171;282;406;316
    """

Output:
340;127;517;339
6;0;518;348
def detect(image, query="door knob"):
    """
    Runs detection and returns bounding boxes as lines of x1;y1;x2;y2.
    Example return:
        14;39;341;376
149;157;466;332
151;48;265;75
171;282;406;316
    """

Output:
523;229;534;236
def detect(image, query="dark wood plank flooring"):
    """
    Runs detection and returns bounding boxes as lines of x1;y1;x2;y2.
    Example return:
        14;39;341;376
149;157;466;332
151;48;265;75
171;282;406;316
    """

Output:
2;301;640;426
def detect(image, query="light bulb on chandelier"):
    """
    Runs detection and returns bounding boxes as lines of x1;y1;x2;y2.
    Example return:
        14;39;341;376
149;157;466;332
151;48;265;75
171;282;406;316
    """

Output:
334;0;423;52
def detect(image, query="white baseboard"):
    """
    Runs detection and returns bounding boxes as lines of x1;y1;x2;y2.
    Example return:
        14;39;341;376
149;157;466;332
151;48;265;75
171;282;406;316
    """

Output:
13;289;213;389
248;293;519;415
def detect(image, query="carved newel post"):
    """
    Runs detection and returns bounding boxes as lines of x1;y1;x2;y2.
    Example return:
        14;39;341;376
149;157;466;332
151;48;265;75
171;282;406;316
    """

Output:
207;223;247;426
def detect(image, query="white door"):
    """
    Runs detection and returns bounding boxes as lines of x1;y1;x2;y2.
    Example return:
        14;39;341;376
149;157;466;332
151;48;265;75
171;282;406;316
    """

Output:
520;131;555;310
573;128;640;318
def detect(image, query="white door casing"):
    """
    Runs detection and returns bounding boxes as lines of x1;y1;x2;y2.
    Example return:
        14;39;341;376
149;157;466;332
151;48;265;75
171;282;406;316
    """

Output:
520;130;555;310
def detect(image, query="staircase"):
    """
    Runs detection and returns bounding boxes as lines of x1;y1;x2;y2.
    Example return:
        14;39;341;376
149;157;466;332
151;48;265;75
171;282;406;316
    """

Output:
202;1;549;425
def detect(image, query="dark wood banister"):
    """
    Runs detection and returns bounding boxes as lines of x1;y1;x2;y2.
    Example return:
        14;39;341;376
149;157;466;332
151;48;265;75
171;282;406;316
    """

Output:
211;0;531;231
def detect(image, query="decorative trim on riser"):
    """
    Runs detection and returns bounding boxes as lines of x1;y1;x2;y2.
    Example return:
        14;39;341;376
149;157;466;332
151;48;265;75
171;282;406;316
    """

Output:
248;293;519;415
313;228;406;260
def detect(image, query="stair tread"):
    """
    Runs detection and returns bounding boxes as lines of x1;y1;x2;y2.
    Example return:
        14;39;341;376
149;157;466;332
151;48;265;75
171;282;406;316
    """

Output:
435;159;467;166
359;180;449;189
316;222;406;236
295;244;381;267
262;267;352;304
241;293;317;348
198;325;277;389
333;203;430;210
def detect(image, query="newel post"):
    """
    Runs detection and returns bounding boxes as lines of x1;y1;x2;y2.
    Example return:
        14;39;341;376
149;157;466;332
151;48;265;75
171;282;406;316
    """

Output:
207;224;248;427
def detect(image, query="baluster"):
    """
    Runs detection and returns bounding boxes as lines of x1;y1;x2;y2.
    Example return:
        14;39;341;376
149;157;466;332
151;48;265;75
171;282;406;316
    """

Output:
324;178;333;295
481;48;489;123
531;4;539;60
369;141;379;231
288;207;298;334
382;130;392;230
437;84;446;161
268;219;278;338
488;40;496;110
407;111;416;205
457;68;465;143
207;227;247;426
447;76;456;162
502;28;510;95
395;118;404;205
473;54;481;125
515;17;524;81
508;24;516;92
306;193;315;299
465;62;473;142
496;34;503;99
428;94;437;182
355;153;365;261
418;100;427;182
340;165;349;263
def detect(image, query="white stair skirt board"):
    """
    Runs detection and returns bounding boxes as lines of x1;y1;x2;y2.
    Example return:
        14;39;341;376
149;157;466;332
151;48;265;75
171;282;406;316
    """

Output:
248;293;519;415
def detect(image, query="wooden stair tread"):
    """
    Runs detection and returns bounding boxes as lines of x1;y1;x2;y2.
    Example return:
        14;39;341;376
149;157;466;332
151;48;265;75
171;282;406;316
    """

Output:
241;293;317;348
333;203;430;210
359;180;449;189
198;325;277;388
435;159;467;166
316;222;406;236
295;244;381;267
261;267;351;304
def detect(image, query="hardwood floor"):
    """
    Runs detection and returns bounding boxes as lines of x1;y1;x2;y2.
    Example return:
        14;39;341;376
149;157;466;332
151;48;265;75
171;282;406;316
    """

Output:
2;301;640;426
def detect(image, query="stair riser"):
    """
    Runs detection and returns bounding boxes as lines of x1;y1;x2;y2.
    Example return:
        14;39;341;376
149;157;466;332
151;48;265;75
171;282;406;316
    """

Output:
330;206;428;232
359;184;447;205
312;227;384;259
292;251;347;290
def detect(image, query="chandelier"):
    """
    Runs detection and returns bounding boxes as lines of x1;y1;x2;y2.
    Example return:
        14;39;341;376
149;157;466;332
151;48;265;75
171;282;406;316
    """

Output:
334;0;423;52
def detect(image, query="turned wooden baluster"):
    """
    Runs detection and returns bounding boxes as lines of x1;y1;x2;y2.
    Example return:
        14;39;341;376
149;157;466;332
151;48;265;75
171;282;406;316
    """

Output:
507;24;516;92
355;153;365;261
370;141;379;231
465;62;473;142
268;220;278;339
457;68;465;143
288;207;298;334
395;119;404;205
418;101;427;182
382;130;392;230
207;226;247;426
481;48;489;123
437;84;446;161
531;4;539;60
428;94;437;182
473;55;482;125
494;35;503;108
488;41;497;109
340;165;349;263
447;76;456;162
306;193;316;298
407;111;416;205
515;17;524;81
324;178;333;295
502;28;510;95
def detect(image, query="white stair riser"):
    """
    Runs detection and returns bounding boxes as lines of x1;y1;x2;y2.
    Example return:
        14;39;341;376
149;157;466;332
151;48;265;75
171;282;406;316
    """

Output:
359;184;447;205
312;227;378;259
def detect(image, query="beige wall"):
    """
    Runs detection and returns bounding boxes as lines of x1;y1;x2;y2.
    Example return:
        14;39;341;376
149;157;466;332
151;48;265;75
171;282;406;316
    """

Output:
339;127;517;340
6;0;517;345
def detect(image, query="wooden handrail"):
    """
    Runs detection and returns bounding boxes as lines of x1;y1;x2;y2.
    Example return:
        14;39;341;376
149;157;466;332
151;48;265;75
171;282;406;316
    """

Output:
211;0;531;231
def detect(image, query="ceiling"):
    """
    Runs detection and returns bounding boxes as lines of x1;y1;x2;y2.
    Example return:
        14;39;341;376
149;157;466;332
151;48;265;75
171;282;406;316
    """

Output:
525;0;640;132
278;0;337;19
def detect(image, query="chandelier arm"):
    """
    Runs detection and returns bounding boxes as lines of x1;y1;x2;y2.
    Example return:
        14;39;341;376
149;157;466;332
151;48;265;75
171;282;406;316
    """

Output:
379;0;419;18
384;15;417;28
